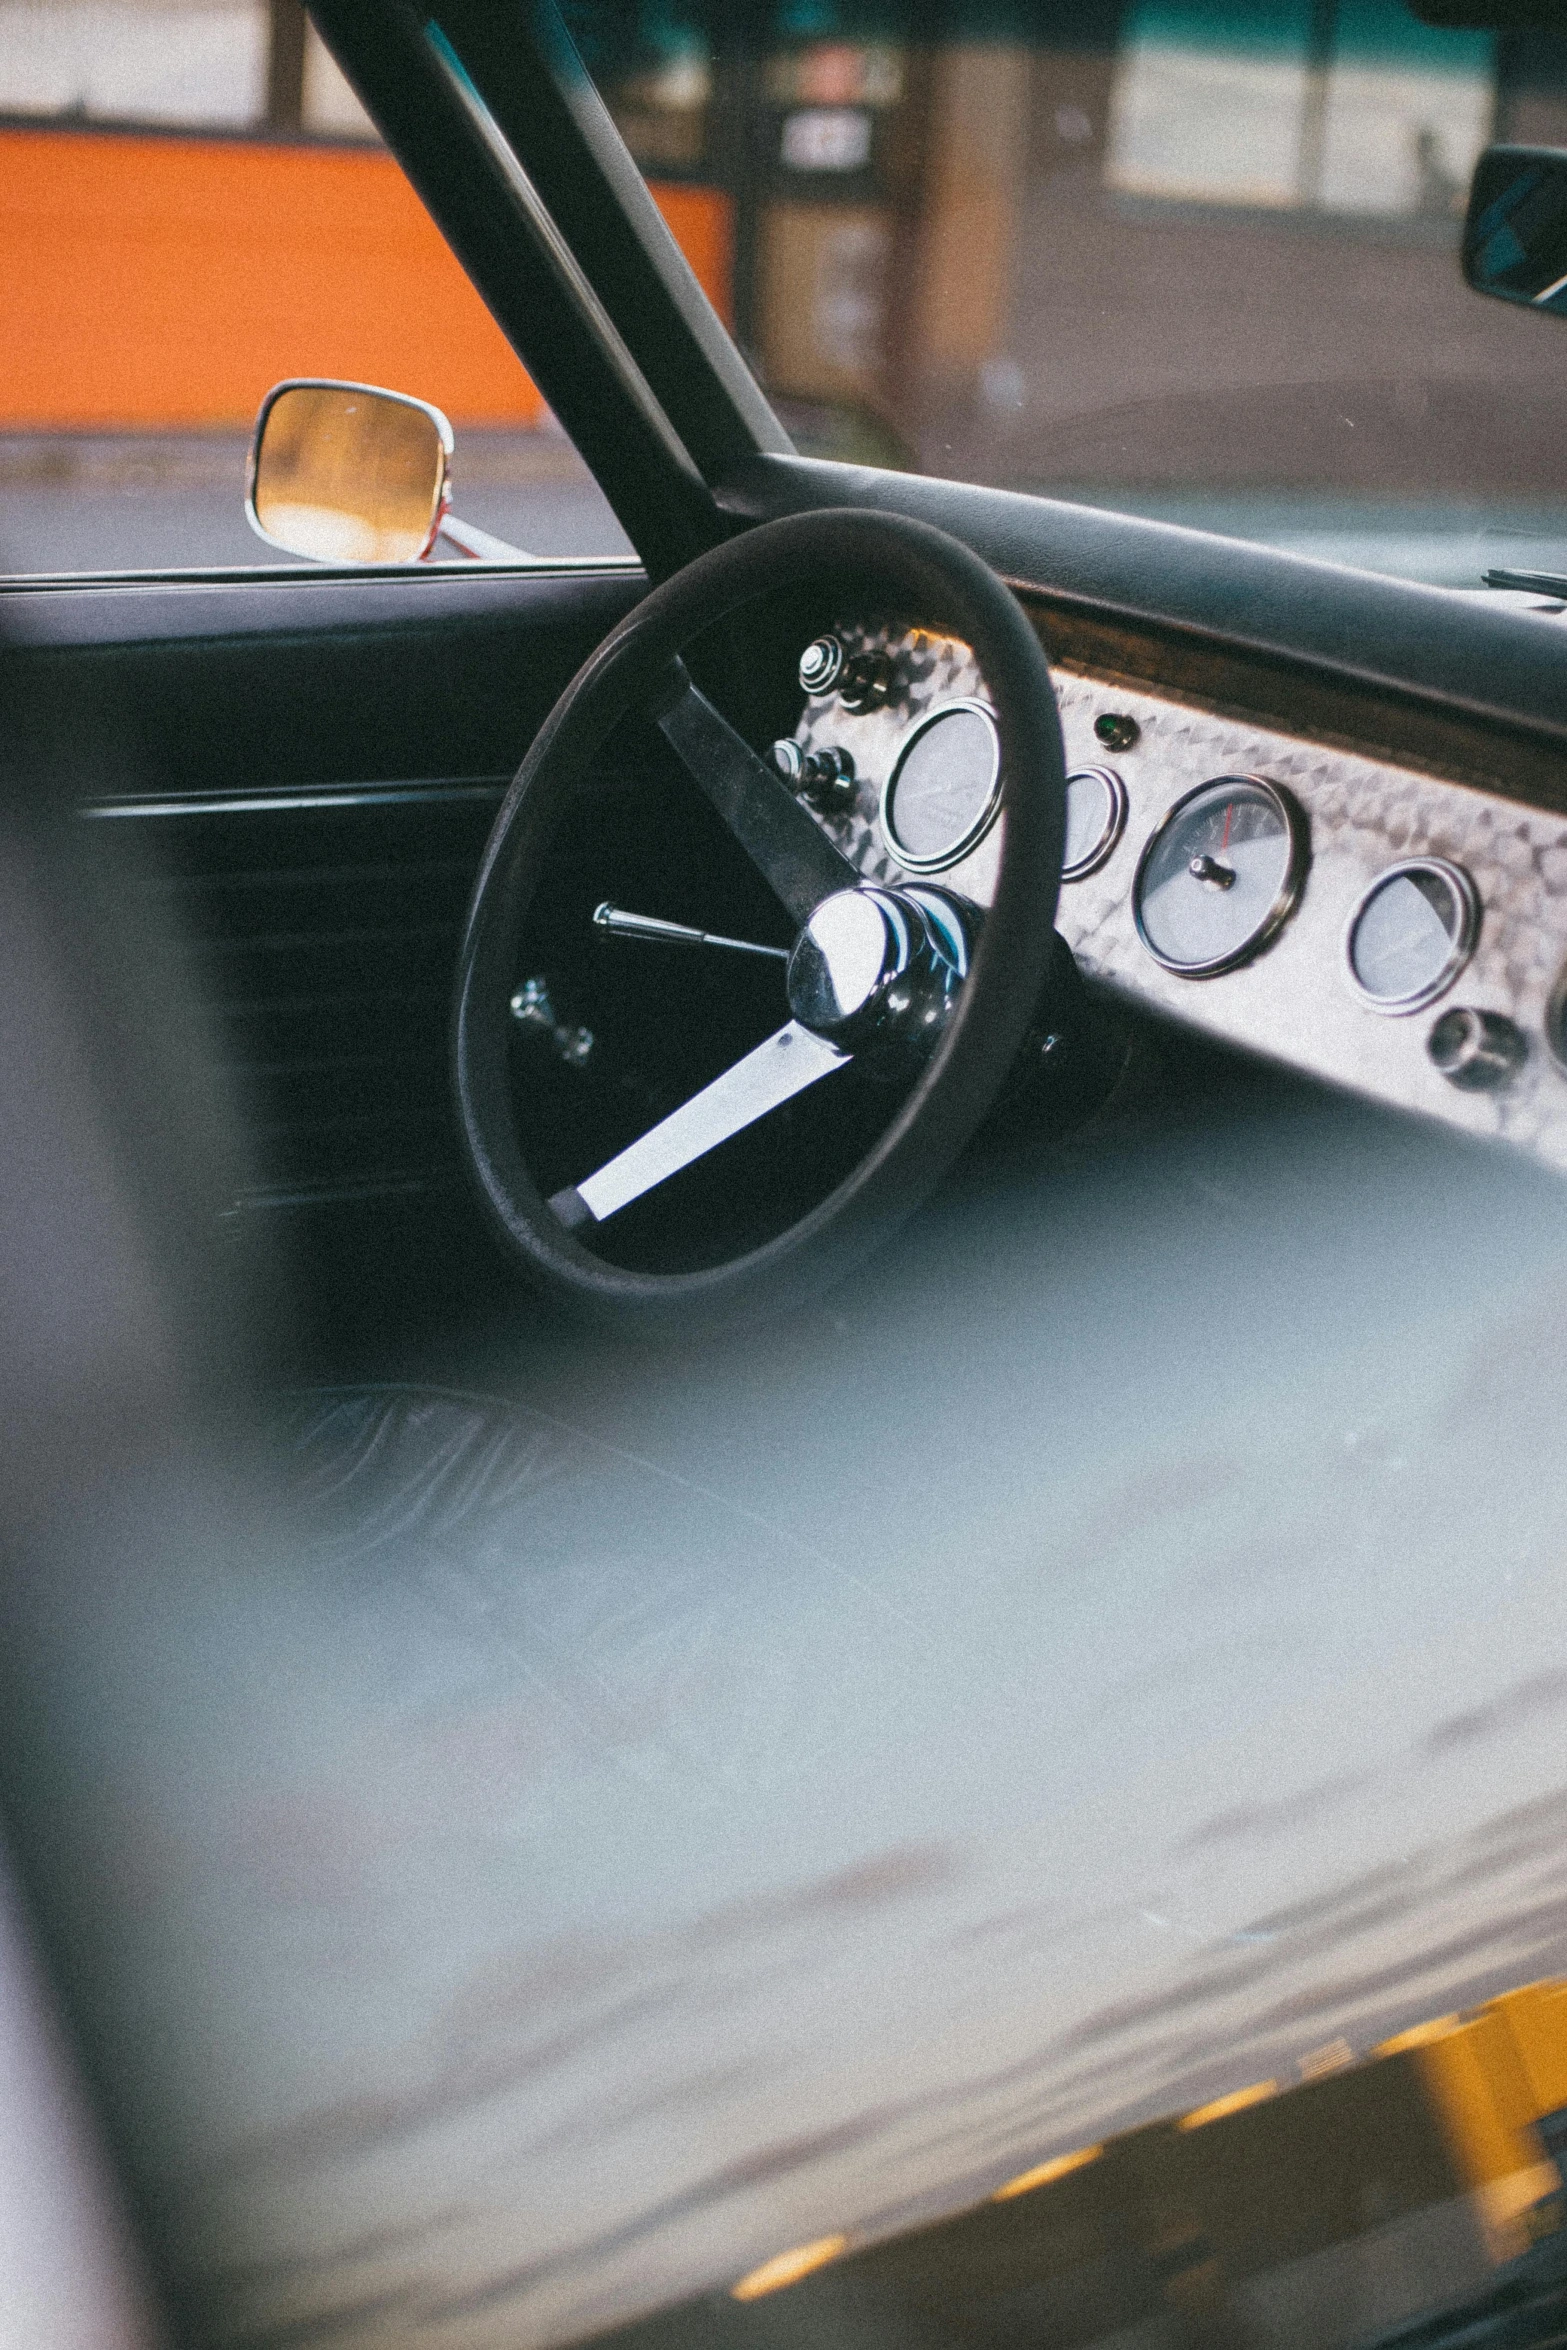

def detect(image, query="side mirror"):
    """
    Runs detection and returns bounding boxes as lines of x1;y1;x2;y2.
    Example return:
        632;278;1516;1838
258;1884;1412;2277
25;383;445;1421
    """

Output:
246;380;454;564
1462;146;1567;317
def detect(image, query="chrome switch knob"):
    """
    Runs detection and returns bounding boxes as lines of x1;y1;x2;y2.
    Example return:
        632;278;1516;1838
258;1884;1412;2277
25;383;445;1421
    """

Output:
801;745;856;808
797;635;894;711
838;650;894;713
1427;1006;1526;1091
798;635;846;695
770;740;856;809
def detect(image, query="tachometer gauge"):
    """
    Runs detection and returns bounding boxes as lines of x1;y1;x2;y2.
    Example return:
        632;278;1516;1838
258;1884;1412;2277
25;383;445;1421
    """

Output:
1344;858;1478;1013
1062;766;1128;881
880;700;1001;873
1134;775;1308;977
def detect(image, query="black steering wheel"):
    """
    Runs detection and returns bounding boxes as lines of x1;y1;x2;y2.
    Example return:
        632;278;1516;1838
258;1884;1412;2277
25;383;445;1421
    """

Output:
453;507;1066;1328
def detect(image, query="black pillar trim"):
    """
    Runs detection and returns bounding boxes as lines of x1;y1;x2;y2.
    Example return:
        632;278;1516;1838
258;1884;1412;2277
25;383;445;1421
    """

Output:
428;0;791;480
305;0;726;579
266;0;307;133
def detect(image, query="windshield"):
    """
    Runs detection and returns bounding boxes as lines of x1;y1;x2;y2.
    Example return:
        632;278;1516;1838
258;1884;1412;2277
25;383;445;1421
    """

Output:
577;0;1567;590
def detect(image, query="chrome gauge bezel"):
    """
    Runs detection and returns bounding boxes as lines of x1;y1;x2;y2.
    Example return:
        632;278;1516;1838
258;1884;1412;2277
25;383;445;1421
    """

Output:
1546;963;1567;1076
879;697;1002;875
1342;856;1480;1016
1061;765;1129;882
1132;774;1309;978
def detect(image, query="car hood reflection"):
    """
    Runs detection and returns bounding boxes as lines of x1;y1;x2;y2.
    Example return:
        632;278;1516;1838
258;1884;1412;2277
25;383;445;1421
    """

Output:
6;1078;1567;2350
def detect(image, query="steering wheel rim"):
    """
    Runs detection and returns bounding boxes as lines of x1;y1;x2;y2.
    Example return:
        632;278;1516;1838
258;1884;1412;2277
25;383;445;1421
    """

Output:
453;506;1066;1329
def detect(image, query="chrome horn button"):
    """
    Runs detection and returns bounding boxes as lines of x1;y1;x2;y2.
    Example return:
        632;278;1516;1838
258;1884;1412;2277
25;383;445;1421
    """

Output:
787;886;973;1055
787;888;915;1041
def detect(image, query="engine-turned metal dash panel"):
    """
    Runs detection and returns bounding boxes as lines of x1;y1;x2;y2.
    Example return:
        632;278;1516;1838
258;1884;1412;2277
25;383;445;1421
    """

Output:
785;617;1567;1177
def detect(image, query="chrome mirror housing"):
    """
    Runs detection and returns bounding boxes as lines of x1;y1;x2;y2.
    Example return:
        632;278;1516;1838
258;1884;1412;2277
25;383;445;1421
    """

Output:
246;379;454;565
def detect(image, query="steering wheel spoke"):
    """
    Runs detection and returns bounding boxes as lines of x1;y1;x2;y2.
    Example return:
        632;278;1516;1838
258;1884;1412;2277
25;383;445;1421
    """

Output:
550;1021;849;1230
651;659;860;926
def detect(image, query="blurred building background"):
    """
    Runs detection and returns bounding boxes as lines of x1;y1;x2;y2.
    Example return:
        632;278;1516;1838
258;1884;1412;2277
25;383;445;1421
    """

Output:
5;0;1567;577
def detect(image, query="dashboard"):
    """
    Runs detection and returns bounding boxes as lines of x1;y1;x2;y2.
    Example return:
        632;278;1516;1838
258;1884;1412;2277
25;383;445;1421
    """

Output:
777;615;1567;1173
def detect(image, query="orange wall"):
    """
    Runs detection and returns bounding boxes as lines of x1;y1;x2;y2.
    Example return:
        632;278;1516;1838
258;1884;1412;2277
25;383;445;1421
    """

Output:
0;128;732;431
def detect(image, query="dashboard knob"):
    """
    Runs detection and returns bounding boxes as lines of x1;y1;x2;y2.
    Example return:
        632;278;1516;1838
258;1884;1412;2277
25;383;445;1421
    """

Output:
771;740;856;809
1426;1006;1526;1091
798;635;846;695
797;636;895;710
839;651;894;713
801;746;856;808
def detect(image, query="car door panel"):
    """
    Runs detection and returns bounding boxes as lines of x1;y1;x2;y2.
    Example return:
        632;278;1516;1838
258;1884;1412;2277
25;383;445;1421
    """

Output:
2;564;644;1215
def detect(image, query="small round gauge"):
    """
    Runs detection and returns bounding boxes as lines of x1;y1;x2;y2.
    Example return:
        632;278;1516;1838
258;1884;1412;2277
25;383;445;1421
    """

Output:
1344;858;1478;1013
1134;775;1308;977
880;700;1001;873
1062;766;1128;881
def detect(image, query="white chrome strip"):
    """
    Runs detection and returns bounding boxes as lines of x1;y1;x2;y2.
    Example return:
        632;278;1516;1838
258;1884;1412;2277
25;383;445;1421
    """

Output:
572;1021;847;1223
0;557;640;592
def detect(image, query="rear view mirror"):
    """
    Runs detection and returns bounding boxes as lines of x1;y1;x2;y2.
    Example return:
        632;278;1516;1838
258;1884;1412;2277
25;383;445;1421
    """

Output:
247;380;453;564
1462;146;1567;317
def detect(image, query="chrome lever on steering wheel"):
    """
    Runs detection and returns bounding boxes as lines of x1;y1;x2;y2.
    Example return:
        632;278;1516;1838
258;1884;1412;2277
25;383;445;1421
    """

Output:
592;902;789;962
549;884;976;1232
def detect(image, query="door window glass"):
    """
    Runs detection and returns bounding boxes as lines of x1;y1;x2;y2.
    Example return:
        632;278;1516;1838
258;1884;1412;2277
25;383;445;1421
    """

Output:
0;0;633;574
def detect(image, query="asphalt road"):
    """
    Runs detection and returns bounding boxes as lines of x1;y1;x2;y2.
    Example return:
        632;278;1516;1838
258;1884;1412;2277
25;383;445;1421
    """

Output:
0;433;634;576
0;481;636;573
5;434;1567;590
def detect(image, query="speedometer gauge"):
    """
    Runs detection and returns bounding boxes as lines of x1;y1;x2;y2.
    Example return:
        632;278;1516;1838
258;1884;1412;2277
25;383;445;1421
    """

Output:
880;700;1001;873
1134;775;1308;977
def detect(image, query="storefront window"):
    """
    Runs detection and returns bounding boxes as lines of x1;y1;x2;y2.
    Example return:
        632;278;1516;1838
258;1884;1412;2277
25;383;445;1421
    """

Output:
564;1;719;175
0;0;270;128
1107;0;1493;219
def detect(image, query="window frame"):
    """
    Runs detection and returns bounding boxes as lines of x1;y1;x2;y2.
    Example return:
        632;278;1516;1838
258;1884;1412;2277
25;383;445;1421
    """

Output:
308;0;793;579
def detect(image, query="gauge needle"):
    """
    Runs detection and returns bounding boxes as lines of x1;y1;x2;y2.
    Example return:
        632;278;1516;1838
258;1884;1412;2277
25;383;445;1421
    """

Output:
1188;804;1239;889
